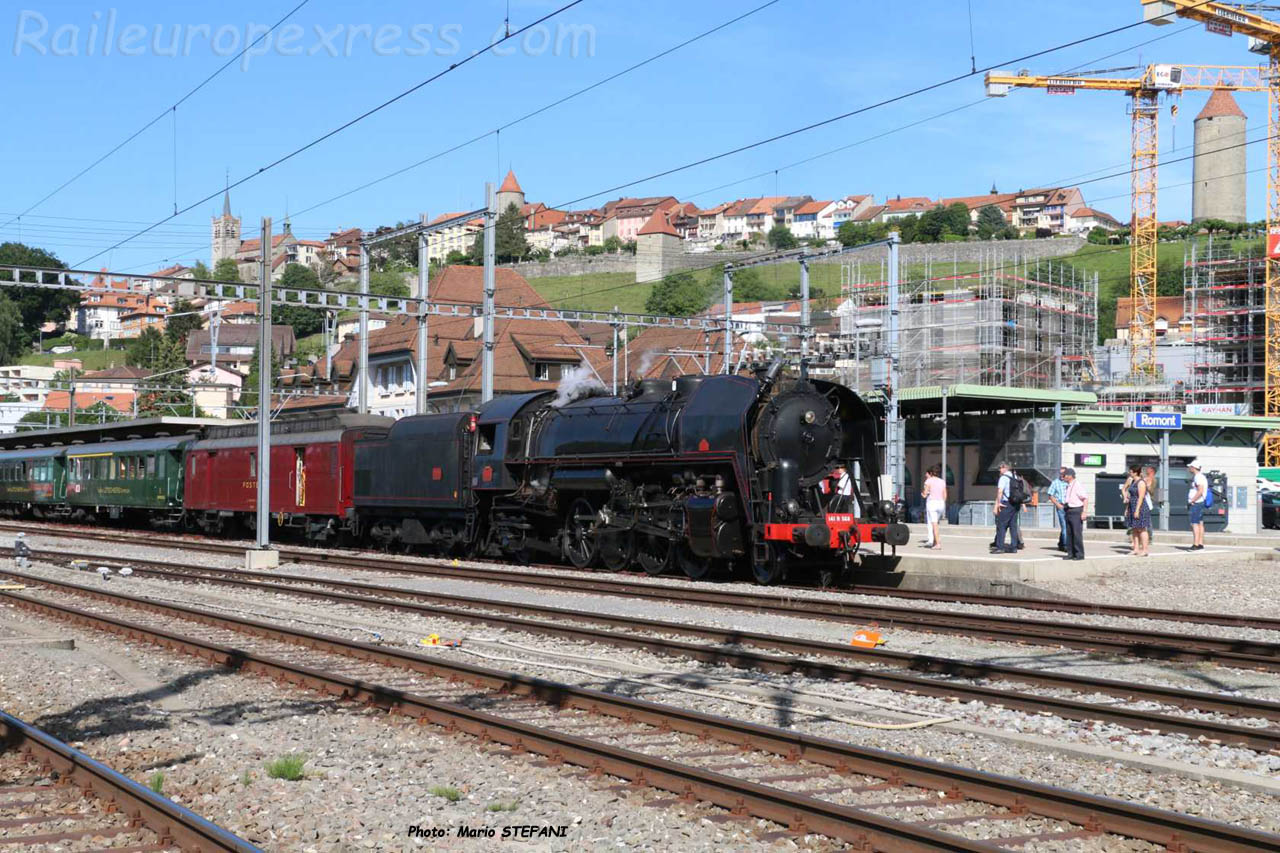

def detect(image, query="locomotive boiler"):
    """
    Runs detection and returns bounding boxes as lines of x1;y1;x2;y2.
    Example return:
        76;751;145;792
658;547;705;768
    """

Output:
485;362;907;584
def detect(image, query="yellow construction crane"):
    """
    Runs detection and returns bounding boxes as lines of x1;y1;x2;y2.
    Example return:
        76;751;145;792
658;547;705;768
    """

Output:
1142;1;1280;461
985;64;1264;380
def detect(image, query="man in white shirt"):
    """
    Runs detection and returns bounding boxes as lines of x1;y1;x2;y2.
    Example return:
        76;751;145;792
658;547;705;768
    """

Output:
990;461;1016;554
1187;460;1208;551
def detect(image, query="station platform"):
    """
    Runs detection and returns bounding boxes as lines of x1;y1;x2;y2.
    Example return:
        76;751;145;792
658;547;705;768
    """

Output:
858;523;1279;592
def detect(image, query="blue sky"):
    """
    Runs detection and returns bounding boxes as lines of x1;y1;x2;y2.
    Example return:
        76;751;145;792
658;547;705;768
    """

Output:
0;0;1272;273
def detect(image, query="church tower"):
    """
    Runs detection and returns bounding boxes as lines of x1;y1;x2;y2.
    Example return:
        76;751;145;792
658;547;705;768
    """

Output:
211;188;241;265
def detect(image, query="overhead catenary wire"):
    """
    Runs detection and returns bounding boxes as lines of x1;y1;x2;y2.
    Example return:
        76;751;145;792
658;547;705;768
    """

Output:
285;0;785;224
72;0;588;268
0;0;313;232
76;0;1212;269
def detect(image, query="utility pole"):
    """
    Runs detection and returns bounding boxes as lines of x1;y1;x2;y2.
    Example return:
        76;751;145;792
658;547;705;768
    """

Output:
322;310;332;388
611;306;619;395
482;181;496;403
800;256;810;361
886;232;902;498
358;242;370;414
722;265;733;373
253;216;276;564
210;309;221;376
416;212;430;414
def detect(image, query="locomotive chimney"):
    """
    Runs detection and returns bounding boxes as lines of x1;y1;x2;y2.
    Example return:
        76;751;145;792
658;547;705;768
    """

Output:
756;356;786;399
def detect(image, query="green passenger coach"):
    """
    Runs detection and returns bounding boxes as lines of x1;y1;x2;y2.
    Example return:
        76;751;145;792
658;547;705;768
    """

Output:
65;436;192;523
0;447;67;516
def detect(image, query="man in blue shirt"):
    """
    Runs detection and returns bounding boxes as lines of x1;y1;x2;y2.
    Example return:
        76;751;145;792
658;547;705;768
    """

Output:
1047;467;1069;552
990;461;1017;554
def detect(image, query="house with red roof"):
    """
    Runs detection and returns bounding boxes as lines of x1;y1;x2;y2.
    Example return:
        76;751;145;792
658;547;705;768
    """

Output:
605;196;680;243
325;265;607;416
790;200;831;241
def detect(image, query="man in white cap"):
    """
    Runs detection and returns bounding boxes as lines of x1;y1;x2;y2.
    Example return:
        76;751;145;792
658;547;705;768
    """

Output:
1187;460;1208;551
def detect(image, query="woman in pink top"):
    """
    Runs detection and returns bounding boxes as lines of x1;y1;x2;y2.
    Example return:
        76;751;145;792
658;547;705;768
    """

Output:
921;465;947;550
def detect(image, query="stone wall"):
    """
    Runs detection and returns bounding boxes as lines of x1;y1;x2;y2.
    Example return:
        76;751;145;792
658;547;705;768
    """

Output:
504;254;635;279
504;237;1085;282
836;235;1086;265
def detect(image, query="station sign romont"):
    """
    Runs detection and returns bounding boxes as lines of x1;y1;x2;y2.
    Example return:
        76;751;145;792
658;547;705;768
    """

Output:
1124;411;1183;431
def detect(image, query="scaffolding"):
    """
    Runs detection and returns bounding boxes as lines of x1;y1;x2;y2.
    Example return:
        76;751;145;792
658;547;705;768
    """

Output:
1185;238;1265;412
834;249;1098;393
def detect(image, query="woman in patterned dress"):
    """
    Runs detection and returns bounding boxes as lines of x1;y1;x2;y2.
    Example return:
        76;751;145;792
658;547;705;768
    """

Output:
1128;470;1150;557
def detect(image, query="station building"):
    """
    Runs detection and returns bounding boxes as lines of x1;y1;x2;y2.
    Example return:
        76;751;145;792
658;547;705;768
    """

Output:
896;385;1279;536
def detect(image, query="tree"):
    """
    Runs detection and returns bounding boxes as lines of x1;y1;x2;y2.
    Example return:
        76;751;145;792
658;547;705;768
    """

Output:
645;271;710;317
367;221;420;271
275;304;325;337
732;267;786;302
0;296;23;364
238;345;262;418
213;258;242;282
369;270;409;298
767;225;798;250
895;214;919;244
944;203;972;237
1034;227;1053;239
602;236;623;253
190;261;211;280
469;203;531;263
997;225;1019;240
915;207;948;243
837;220;888;247
126;327;165;367
1087;226;1112;245
279;262;320;290
0;242;78;351
975;205;1007;240
444;249;468;266
164;299;204;347
135;337;199;417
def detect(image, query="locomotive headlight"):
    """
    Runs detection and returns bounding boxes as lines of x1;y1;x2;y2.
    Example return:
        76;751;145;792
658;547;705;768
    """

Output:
803;410;816;424
786;499;799;517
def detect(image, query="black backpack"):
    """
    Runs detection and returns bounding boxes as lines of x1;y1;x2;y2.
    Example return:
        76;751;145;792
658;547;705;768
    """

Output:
1007;473;1029;507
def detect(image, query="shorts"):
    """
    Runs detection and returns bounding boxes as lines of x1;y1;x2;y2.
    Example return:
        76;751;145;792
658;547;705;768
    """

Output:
1189;502;1204;525
926;500;945;524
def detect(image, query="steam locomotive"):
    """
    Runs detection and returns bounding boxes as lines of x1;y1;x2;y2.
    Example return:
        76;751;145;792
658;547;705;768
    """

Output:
0;363;907;585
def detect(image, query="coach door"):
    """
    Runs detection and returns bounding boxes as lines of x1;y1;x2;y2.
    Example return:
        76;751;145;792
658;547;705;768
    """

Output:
294;447;306;508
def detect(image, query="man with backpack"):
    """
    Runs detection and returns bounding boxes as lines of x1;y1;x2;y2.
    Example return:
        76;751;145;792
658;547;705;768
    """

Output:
1187;460;1209;551
991;461;1022;554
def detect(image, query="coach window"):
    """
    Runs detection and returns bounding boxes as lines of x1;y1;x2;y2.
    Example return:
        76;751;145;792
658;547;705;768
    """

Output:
116;458;127;479
249;452;256;477
478;424;495;453
146;455;156;477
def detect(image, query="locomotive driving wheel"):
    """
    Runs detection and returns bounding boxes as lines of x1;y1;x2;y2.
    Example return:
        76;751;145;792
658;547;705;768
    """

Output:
675;543;714;581
562;497;599;569
598;528;635;572
634;533;673;576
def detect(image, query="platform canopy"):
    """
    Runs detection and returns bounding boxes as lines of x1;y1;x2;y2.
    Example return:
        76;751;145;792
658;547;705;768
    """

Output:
0;417;232;450
888;384;1097;417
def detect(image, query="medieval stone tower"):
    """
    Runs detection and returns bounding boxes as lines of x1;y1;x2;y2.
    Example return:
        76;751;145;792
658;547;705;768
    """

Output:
496;169;525;215
1192;90;1247;223
211;188;241;265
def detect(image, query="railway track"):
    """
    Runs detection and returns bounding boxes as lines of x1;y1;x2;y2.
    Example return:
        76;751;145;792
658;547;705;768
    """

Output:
1;571;1275;851
0;707;258;852
8;519;1280;629
10;522;1280;672
23;553;1280;754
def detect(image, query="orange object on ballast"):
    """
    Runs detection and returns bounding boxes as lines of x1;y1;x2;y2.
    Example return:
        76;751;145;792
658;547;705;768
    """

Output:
850;629;885;648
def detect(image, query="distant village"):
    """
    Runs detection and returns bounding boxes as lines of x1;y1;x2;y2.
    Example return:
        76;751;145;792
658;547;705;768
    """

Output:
1;168;1122;432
